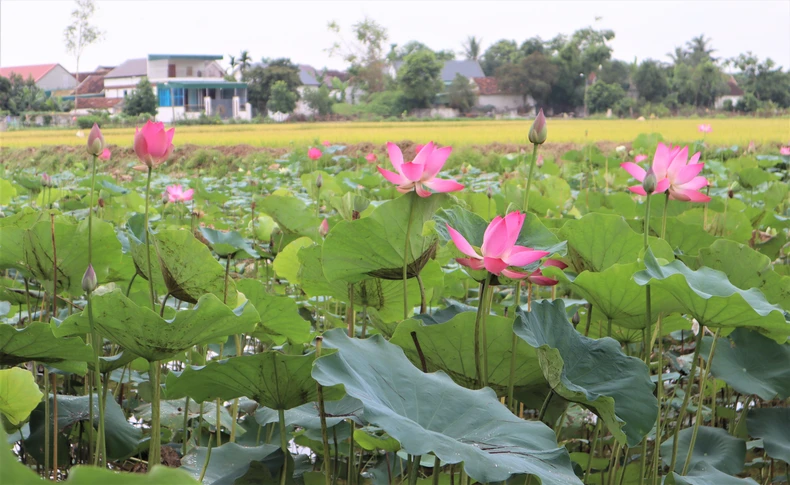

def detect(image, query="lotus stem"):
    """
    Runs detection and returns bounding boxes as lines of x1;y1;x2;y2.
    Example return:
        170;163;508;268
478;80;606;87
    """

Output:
279;408;289;485
473;274;492;388
143;167;156;311
347;283;355;337
668;328;705;473
86;291;106;467
584;303;594;337
51;372;58;478
403;194;416;320
651;315;664;484
681;327;721;475
409;455;420;485
643;193;653;364
661;192;670;239
537;389;554;423
416;273;426;314
432;456;441;485
148;360;161;471
347;418;355;485
608;442;623;485
88;154;97;264
198;434;213;482
523;144;540;212
315;337;332;485
44;366;50;475
507;332;519;413
182;395;190;455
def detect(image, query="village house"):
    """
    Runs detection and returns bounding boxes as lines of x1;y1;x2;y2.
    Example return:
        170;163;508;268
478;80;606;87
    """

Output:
0;63;77;93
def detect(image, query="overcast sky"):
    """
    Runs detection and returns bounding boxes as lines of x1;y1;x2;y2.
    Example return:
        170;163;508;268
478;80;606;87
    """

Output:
2;0;789;73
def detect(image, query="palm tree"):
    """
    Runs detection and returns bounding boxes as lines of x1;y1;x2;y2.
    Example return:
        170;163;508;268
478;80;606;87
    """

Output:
462;36;482;61
238;50;252;73
227;55;237;73
686;35;717;65
667;46;688;66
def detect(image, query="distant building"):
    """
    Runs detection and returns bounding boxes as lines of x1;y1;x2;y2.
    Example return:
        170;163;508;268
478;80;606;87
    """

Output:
715;76;744;110
0;63;77;92
473;77;534;114
391;59;485;86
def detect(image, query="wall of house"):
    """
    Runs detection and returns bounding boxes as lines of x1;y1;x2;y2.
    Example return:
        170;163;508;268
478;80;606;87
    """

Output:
477;94;532;112
714;95;742;110
148;59;224;80
38;66;77;91
104;76;143;98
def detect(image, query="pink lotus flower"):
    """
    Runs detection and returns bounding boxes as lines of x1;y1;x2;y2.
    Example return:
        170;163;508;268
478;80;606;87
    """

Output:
414;144;425;153
87;123;105;156
365;153;377;163
526;259;568;286
698;124;712;133
780;146;790;156
378;142;464;197
166;184;194;203
319;219;329;237
621;143;711;202
446;211;550;279
134;121;175;169
635;154;648;163
40;173;52;187
322;141;331;147
308;148;322;160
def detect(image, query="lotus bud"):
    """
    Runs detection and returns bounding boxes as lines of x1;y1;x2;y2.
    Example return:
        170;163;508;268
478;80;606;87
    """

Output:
486;186;493;199
528;109;548;145
316;174;323;189
642;168;657;195
82;264;97;293
40;173;52;187
98;198;105;208
87;123;105;157
319;219;329;237
571;312;580;325
728;188;734;199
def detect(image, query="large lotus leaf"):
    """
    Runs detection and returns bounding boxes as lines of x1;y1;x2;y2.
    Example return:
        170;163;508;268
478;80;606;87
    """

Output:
390;312;546;395
543;262;683;329
653;217;718;257
513;300;656;447
153;228;238;305
272;237;314;283
81;290;258;362
298;244;420;322
697;239;790;311
67;466;201;484
25;395;141;462
312;328;581;484
0;368;42;425
322;192;444;282
136;400;236;436
558;213;674;273
165;351;343;409
700;328;790;401
0;209;42;274
666;462;759;485
180;442;284;485
634;249;790;340
258;194;321;240
678;208;752;244
0;178;17;205
125;214;167;290
21;217;123;296
256;395;365;430
199;227;259;259
236;279;310;344
746;408;790;464
660;426;745;475
0;322;92;374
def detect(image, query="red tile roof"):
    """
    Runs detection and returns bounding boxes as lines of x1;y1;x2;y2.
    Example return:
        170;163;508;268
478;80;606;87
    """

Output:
77;97;123;109
474;77;500;95
75;74;106;95
0;63;62;82
726;76;744;96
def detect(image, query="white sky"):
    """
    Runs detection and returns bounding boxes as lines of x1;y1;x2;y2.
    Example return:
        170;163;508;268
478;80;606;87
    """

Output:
1;0;789;73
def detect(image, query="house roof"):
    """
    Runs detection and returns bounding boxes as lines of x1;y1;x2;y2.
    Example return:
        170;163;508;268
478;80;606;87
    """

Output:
474;77;500;95
158;80;247;89
0;63;64;82
299;65;320;86
74;67;113;83
148;54;223;61
75;74;107;95
105;58;147;79
75;97;123;109
393;59;485;83
726;76;744;96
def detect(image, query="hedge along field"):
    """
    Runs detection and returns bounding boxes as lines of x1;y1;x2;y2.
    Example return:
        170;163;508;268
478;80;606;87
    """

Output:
2;117;789;149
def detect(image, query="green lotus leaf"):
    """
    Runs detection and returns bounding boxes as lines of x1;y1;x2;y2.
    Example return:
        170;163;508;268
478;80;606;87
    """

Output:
700;328;790;401
273;237;314;283
0;368;42;425
237;279;310;344
258;194;321;240
166;351;343;409
180;442;283;485
136;399;236;436
634;249;790;341
666;462;759;485
312;328;580;484
322;192;444;282
746;408;790;464
390;312;546;395
558;213;674;273
199;227;259;259
125;214;167;291
653;217;718;257
660;426;745;475
1;322;92;374
85;290;258;362
513;300;656;447
67;466;200;484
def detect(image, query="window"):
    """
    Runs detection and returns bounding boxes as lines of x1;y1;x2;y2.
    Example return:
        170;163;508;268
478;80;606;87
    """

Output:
168;64;176;77
123;90;127;97
221;88;234;99
158;88;171;107
173;88;184;107
186;66;193;76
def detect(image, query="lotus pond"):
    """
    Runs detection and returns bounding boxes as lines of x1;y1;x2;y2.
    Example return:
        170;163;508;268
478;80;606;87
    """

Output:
1;121;790;485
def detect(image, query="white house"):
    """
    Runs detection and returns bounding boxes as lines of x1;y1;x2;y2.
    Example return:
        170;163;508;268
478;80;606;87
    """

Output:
293;65;322;117
714;76;744;110
0;64;77;93
474;77;534;114
104;54;251;122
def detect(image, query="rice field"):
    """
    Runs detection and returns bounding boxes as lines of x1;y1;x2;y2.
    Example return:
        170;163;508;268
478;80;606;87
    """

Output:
2;117;788;149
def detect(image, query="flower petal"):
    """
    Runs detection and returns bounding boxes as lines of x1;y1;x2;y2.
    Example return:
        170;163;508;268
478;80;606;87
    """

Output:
446;224;481;259
133;129;150;165
655;178;671;194
501;268;529;279
386;142;404;171
377;166;408;185
412;142;435;166
678;176;709;191
671;188;711;203
503;212;525;253
483;257;509;275
481;217;509;258
666;145;690;177
182;189;194;201
628;186;647;196
422;146;452;179
620;162;646;181
400;162;424;182
527;273;559;286
652;143;672;178
505;246;550;267
99;148;111;161
415;183;432;198
456;257;485;270
423;178;464;193
674;163;704;185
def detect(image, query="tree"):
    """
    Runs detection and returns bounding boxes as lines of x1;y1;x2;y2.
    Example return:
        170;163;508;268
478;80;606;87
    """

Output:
480;40;521;76
497;52;559;108
268;80;297;113
388;41;454;62
123;77;157;116
328;17;388;93
598;59;630;90
243;58;301;113
447;73;477;113
634;60;669;102
686;34;717;66
730;53;790;108
238;50;252;73
227;55;237;73
304;85;334;116
586;81;626;113
63;0;104;111
462;36;483;61
398;50;443;109
519;37;544;57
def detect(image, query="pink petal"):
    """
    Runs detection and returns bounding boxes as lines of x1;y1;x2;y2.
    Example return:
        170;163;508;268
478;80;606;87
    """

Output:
400;162;424;182
423;178;464;193
671;188;711;203
377;166;408;185
635;155;648;163
412;142;435;166
99;148;111;161
674;163;704;185
457;257;485;270
527;274;559;286
652;143;672;178
483;216;503;244
134;129;150;165
447;225;482;259
505;246;550;267
386;142;404;170
678;176;709;191
503;212;525;253
421;146;452;179
543;259;568;269
414;183;432;198
666;145;689;177
481;217;509;258
628;186;647;196
483;257;509;275
655;178;671;193
501;268;529;279
182;189;194;201
148;126;170;158
621;162;646;181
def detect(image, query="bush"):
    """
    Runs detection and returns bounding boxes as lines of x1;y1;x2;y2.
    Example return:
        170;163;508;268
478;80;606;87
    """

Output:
586;82;626;114
77;115;103;129
303;85;334;116
737;93;760;113
613;98;636;118
639;102;670;118
723;99;734;112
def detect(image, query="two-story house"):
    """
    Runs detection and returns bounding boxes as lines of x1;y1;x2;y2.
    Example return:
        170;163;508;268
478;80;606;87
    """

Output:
104;54;251;122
